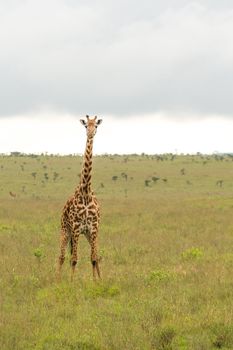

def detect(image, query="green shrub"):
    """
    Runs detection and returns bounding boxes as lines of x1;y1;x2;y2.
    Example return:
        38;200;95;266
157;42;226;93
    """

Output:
181;247;204;261
148;269;172;283
85;284;120;299
34;247;44;262
0;223;12;232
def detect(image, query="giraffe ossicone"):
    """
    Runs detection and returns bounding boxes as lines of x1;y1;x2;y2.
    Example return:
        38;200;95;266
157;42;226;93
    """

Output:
57;115;102;281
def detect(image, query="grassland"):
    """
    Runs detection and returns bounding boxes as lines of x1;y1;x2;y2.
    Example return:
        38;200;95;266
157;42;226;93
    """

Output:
0;153;233;350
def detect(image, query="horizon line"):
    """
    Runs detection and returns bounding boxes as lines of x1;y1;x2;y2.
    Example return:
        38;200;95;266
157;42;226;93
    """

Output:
1;151;233;157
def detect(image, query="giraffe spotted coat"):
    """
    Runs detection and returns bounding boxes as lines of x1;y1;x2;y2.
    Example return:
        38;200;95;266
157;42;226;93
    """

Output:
57;116;102;281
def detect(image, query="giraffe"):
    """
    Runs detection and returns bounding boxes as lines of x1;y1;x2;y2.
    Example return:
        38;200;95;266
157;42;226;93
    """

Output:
57;115;102;281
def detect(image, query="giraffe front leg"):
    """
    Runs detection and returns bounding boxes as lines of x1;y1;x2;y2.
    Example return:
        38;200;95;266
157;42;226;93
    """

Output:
90;228;101;280
70;229;80;282
57;229;69;281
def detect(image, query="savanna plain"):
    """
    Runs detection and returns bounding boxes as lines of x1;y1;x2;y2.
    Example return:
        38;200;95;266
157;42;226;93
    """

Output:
1;153;233;350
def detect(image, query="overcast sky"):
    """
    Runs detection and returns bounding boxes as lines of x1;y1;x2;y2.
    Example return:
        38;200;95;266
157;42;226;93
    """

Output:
0;0;233;154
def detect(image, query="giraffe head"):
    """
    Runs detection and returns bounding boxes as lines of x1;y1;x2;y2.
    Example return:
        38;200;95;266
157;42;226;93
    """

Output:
80;115;102;138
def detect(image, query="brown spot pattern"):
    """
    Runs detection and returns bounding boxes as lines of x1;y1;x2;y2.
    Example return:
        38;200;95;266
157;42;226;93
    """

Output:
57;116;102;281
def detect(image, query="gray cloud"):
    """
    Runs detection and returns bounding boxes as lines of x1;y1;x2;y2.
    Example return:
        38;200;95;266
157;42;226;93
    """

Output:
0;0;233;117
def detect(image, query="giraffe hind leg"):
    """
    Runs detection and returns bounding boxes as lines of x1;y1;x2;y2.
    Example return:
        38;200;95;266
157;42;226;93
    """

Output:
84;229;101;280
92;260;101;280
89;229;101;280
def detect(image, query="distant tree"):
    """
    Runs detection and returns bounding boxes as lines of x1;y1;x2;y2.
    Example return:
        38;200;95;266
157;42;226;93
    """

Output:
121;172;128;181
171;155;176;161
180;168;186;175
10;152;22;157
152;176;160;183
53;172;59;181
31;172;37;180
144;180;151;187
216;180;223;187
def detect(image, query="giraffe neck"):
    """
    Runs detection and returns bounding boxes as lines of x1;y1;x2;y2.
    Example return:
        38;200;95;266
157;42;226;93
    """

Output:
79;136;94;197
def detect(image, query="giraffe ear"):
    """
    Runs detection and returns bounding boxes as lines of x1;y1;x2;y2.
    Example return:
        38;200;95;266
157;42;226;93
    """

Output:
80;119;87;126
96;119;102;125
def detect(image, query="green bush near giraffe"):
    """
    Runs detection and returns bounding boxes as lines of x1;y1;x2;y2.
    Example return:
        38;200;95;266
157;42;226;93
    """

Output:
0;152;233;349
